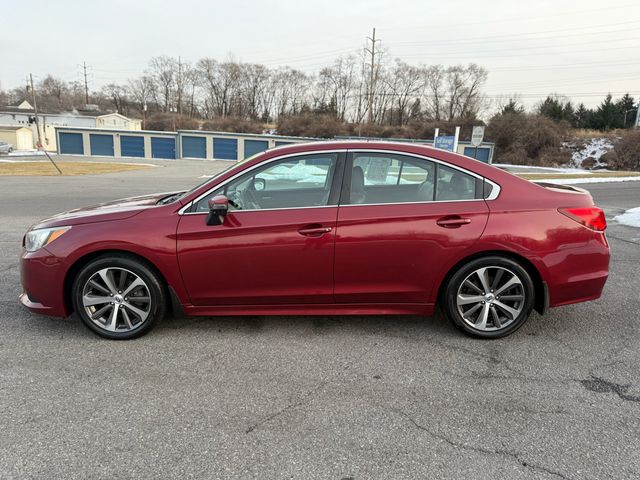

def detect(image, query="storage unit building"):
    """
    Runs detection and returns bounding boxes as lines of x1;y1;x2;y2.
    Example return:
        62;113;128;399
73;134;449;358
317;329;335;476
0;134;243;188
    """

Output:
55;128;493;163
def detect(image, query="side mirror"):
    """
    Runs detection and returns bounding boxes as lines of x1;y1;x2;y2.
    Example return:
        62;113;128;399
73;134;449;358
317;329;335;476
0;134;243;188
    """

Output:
206;195;229;226
253;177;266;191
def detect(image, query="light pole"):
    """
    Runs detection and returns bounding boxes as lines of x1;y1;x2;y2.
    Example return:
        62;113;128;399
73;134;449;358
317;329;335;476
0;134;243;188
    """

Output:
623;108;636;128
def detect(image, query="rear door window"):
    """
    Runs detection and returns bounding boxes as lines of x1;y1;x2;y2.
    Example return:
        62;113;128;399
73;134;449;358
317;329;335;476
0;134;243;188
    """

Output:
347;153;435;204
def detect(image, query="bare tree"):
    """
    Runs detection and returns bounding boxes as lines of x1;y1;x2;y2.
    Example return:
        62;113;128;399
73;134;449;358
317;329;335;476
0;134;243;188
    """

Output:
38;75;69;110
385;59;424;125
443;64;488;120
317;55;358;121
271;67;311;119
240;63;271;120
196;58;242;118
102;83;129;114
422;65;445;120
1;52;491;129
147;55;178;112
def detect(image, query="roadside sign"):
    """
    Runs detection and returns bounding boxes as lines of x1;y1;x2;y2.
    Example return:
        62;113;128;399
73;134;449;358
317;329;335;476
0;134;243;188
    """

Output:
434;136;455;152
471;126;485;147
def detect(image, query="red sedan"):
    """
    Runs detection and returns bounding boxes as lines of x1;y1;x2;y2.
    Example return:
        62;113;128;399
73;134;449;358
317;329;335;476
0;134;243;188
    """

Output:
20;141;610;339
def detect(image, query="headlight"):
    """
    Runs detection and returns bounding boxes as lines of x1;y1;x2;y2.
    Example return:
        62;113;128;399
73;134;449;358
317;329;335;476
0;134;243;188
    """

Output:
24;226;71;252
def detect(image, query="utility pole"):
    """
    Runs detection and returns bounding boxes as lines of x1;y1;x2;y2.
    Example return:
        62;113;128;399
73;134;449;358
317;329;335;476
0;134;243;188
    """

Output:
29;73;62;174
365;28;380;124
177;56;183;116
635;99;640;128
81;61;90;105
29;74;43;148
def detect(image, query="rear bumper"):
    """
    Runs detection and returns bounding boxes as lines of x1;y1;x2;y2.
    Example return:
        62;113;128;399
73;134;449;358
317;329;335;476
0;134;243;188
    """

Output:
546;234;610;308
20;247;68;317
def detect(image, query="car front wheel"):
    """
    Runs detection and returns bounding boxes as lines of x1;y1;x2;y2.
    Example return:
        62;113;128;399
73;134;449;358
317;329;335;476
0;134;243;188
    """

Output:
72;255;166;339
443;256;535;338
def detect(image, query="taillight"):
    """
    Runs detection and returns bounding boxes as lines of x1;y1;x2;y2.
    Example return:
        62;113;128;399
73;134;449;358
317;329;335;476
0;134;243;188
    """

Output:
559;207;607;231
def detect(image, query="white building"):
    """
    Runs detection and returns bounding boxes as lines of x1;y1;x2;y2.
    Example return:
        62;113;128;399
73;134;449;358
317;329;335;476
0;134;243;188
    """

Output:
96;113;142;130
0;102;141;151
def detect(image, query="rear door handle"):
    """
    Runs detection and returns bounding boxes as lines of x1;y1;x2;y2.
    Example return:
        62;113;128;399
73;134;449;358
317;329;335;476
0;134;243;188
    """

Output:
436;216;471;228
298;225;333;237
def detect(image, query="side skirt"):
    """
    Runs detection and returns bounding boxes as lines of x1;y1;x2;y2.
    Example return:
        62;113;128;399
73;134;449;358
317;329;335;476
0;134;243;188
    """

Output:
182;303;434;317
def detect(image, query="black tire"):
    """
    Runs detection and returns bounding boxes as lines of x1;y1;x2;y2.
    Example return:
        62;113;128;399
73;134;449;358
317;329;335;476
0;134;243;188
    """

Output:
443;256;535;339
72;254;166;339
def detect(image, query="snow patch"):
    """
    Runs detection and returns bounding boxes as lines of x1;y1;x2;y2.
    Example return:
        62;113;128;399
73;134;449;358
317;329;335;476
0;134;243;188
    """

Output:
8;150;47;157
614;207;640;228
563;138;615;168
495;164;591;173
536;176;640;185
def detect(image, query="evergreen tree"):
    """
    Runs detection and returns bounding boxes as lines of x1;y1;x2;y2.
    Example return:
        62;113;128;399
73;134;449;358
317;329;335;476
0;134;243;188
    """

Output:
593;94;624;130
538;96;564;121
616;93;636;128
573;103;592;129
538;95;574;123
501;99;525;115
562;101;575;125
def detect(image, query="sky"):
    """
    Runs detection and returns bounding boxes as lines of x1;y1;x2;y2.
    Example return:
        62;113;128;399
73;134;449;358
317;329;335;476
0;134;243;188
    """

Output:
2;0;639;111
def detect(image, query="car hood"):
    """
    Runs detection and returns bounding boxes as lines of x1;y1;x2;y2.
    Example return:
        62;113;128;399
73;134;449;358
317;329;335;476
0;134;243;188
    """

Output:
32;191;183;229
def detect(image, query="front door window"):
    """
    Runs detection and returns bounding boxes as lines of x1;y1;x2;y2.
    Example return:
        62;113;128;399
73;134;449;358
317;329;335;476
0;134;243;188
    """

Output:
193;153;338;212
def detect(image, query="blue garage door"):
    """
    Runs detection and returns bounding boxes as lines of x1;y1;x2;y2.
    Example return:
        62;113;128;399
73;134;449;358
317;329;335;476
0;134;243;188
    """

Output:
213;138;237;161
244;139;269;159
464;147;490;163
90;134;114;156
151;137;176;159
275;141;293;147
120;136;145;158
182;136;206;159
59;132;84;155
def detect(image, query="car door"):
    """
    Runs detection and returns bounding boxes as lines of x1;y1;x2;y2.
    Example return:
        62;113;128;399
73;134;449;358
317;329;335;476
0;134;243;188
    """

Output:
177;151;344;306
334;150;489;304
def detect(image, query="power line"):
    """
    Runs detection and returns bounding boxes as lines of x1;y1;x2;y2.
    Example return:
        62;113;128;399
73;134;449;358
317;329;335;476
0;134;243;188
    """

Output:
390;19;640;48
381;2;640;34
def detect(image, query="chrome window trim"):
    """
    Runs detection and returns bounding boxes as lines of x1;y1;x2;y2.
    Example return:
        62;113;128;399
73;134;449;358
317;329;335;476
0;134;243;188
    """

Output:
340;198;485;208
348;149;501;203
179;148;501;215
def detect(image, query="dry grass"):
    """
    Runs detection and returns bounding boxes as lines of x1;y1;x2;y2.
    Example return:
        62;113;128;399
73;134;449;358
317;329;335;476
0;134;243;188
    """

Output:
518;171;640;180
0;161;152;176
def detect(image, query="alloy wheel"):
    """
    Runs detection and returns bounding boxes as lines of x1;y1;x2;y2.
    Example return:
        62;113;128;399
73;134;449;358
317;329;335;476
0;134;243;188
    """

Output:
456;266;526;332
81;267;152;333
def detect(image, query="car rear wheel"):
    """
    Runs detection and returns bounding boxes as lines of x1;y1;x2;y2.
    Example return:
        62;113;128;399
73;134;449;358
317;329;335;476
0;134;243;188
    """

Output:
72;255;166;339
443;256;535;338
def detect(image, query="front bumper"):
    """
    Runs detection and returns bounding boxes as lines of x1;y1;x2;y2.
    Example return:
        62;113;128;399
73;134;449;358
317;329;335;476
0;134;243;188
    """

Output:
20;247;68;317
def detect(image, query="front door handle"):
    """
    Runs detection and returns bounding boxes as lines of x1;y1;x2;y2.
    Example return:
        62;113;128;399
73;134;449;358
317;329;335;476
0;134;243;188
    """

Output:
298;225;333;237
436;216;471;228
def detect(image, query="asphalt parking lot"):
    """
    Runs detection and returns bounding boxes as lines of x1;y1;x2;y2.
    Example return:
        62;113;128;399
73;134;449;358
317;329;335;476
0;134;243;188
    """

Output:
1;157;639;479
